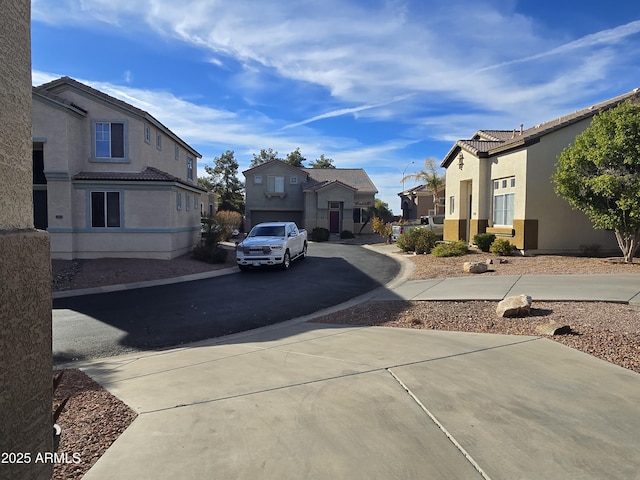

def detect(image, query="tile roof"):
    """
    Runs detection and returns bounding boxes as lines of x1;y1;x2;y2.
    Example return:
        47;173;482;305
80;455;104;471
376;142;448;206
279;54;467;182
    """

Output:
302;168;378;193
441;88;640;168
73;167;206;191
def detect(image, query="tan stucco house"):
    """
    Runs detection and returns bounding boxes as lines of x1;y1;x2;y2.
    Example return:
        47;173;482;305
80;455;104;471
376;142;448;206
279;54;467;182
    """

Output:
243;160;378;234
398;184;446;220
32;76;205;259
441;88;640;254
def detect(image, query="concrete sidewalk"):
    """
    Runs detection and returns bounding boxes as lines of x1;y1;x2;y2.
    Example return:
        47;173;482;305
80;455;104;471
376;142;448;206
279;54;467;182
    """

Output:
80;321;640;480
73;244;640;479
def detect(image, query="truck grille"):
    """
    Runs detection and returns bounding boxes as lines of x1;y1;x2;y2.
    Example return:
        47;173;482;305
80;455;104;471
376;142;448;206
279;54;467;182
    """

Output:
242;246;271;255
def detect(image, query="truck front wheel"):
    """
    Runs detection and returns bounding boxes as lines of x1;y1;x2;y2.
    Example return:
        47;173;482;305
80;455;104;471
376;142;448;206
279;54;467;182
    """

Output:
281;250;291;270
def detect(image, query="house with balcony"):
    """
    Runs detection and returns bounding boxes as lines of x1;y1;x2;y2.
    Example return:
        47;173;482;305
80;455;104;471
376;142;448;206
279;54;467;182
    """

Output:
243;160;378;234
441;88;640;254
32;76;205;259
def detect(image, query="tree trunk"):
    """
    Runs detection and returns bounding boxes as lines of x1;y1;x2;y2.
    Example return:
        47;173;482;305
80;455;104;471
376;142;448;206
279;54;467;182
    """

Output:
614;229;640;263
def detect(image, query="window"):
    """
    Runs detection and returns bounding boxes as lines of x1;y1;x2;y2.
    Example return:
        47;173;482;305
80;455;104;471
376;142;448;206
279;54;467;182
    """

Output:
175;143;180;161
95;122;125;159
255;175;262;184
187;156;194;181
186;194;191;211
194;195;199;210
492;176;516;226
267;175;285;193
353;208;369;224
493;193;515;225
449;196;455;215
156;131;162;150
290;176;298;184
144;125;151;144
91;191;120;227
177;192;182;211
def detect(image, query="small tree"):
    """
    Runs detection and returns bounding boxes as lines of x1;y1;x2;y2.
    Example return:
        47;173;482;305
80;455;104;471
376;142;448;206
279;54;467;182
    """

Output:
553;100;640;263
201;150;245;213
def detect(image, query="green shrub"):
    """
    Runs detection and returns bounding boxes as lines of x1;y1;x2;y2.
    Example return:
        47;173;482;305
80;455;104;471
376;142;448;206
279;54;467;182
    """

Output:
397;228;437;253
432;240;468;257
473;233;496;252
340;230;355;239
192;243;229;264
311;226;330;242
489;238;515;256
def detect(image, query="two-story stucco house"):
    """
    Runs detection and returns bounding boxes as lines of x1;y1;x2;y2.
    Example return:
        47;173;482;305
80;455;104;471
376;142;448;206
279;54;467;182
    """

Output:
243;160;378;234
441;88;640;255
398;184;446;220
32;76;205;260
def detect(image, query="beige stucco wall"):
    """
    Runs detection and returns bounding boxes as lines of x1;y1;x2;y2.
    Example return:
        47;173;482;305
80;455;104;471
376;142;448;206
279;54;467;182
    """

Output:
34;86;202;259
523;123;618;253
445;123;620;253
0;2;53;479
244;163;307;229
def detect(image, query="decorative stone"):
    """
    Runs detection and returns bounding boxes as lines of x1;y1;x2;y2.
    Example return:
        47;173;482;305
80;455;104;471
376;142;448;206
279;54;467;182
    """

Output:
496;294;532;317
535;322;572;336
463;262;488;273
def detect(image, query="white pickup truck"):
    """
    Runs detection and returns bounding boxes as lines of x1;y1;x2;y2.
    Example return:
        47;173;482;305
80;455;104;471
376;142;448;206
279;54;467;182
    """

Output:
236;222;308;271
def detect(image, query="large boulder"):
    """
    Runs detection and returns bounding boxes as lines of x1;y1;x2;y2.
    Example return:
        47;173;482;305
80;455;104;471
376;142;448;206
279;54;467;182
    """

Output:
463;262;488;274
496;294;532;317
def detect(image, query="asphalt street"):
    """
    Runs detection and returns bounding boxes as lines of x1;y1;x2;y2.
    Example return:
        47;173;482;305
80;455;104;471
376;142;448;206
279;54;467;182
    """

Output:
52;242;400;364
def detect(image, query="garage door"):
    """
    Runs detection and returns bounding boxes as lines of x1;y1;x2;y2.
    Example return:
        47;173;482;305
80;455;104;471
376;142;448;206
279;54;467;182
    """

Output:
250;211;304;228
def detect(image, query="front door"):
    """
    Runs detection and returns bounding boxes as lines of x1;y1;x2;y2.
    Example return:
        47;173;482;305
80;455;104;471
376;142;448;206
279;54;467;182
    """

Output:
329;210;340;233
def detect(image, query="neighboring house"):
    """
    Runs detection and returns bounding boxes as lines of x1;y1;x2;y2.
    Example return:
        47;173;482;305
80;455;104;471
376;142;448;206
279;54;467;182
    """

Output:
32;76;205;260
398;184;446;220
441;88;640;254
243;160;378;234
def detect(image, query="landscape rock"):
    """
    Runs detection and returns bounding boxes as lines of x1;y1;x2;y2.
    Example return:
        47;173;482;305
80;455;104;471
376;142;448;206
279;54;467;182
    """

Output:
535;322;572;336
464;262;488;274
496;294;532;317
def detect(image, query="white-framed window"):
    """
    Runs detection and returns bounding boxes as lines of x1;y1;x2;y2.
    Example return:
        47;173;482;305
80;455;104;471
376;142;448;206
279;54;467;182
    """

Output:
492;176;516;226
177;192;182;211
267;175;285;193
255;175;263;184
94;121;126;160
144;124;151;144
175;143;180;160
187;156;194;181
156;131;162;150
90;191;121;228
290;176;298;184
449;196;455;215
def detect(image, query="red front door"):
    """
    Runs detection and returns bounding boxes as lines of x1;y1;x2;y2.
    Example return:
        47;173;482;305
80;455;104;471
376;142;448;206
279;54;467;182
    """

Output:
329;210;340;233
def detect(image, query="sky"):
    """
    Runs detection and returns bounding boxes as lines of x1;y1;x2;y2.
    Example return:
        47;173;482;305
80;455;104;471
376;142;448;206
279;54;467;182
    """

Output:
30;0;640;213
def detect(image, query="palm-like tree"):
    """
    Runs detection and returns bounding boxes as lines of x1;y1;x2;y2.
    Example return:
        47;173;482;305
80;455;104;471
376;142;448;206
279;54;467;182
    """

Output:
401;157;445;214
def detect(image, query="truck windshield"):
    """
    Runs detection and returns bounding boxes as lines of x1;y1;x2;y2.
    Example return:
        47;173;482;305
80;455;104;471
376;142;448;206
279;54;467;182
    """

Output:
249;225;285;237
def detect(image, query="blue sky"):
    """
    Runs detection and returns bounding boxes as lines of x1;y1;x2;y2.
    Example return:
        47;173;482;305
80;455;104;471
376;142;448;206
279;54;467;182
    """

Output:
31;0;640;213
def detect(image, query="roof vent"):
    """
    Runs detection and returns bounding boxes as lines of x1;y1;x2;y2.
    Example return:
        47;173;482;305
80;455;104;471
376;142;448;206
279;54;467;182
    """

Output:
520;124;524;135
